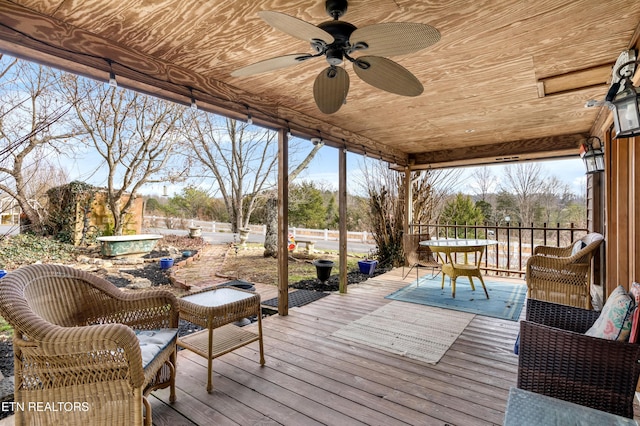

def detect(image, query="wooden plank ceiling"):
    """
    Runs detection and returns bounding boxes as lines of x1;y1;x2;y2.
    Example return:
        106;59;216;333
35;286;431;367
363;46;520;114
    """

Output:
0;0;639;168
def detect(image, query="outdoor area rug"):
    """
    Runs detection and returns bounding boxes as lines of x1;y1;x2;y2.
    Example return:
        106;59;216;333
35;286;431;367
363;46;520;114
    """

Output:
331;301;474;364
385;276;527;321
261;289;329;308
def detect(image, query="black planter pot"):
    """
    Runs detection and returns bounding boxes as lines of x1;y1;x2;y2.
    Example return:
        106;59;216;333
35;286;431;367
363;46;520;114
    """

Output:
219;280;256;292
313;259;334;283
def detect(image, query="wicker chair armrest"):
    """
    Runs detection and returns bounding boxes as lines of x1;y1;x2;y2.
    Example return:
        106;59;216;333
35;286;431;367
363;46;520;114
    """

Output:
524;298;599;332
533;245;573;257
526;252;590;269
517;319;640;418
95;290;179;329
18;322;146;388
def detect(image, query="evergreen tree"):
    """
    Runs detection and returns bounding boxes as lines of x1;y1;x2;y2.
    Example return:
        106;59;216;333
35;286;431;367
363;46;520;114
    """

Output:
439;193;485;238
475;200;493;223
288;182;327;229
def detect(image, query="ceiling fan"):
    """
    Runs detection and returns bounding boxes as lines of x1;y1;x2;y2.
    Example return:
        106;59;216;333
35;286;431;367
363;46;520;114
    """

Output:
231;0;441;114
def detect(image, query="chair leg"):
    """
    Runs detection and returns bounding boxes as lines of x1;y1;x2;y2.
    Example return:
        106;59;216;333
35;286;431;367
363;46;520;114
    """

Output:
142;394;152;426
429;266;441;279
451;278;457;298
402;263;416;280
169;354;177;403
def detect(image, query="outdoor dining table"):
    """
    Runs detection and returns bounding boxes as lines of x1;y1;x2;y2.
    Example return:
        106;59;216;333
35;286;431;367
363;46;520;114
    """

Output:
420;238;498;298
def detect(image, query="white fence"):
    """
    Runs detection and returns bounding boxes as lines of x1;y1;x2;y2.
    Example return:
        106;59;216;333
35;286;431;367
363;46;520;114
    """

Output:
143;216;375;243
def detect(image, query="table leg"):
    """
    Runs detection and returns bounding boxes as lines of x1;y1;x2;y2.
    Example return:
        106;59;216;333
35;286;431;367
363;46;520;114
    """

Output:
207;326;214;393
257;309;265;366
467;276;476;291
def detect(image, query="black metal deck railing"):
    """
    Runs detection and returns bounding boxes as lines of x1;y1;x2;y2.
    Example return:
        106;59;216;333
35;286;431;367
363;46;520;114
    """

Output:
410;222;589;277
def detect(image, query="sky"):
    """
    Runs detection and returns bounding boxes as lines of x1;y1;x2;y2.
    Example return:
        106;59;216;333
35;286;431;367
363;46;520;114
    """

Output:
287;145;587;198
65;138;587;199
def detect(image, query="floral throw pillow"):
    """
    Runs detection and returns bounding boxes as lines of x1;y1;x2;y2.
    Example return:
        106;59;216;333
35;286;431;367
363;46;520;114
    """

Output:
585;285;634;341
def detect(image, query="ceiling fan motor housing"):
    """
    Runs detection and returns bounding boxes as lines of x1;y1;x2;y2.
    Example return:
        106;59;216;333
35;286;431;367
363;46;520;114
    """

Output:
317;20;356;65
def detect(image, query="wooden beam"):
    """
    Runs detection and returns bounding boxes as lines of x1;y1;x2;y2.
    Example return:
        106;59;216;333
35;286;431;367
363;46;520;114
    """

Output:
277;129;289;316
339;147;348;293
408;133;588;169
537;64;612;97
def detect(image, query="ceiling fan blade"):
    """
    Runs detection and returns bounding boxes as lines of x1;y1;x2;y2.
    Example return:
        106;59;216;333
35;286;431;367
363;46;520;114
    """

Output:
313;67;349;114
231;54;313;77
350;23;440;57
258;11;334;44
353;56;423;96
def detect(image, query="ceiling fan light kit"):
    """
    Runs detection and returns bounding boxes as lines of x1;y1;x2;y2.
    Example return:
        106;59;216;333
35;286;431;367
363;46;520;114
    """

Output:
231;0;440;114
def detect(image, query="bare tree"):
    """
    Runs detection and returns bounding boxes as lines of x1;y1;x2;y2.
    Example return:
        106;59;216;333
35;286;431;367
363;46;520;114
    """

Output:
500;163;545;225
469;166;497;201
0;56;78;233
22;159;69;205
184;115;278;233
262;141;324;257
184;114;323;240
539;176;570;224
64;76;185;235
359;159;405;266
412;168;464;226
356;162;463;239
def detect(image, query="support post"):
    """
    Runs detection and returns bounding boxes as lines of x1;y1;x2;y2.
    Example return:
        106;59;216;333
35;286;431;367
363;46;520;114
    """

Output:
404;166;412;235
277;128;289;315
339;147;348;293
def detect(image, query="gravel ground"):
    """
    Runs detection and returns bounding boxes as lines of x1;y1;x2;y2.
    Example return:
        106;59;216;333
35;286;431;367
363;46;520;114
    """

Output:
103;262;173;288
290;266;390;292
0;337;12;377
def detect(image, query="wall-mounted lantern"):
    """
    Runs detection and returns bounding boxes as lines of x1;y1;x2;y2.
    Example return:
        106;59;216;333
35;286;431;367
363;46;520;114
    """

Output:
579;136;605;174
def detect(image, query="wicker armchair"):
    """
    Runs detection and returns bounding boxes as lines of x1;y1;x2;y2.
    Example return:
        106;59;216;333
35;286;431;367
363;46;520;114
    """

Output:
0;264;179;426
525;232;603;309
517;298;640;419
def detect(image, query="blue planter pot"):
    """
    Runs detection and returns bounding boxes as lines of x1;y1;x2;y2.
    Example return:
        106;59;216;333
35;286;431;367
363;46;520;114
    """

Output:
358;260;378;275
160;258;174;269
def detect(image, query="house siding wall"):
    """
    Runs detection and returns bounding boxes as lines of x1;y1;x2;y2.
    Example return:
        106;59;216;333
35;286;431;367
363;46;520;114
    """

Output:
605;131;640;295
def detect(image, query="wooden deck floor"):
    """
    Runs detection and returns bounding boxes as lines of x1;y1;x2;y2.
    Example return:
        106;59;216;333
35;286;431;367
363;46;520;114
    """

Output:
150;268;523;425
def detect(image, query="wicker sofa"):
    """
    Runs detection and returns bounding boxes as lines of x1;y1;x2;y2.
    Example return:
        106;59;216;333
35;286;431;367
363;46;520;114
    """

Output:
525;232;603;309
517;298;640;418
0;264;179;426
